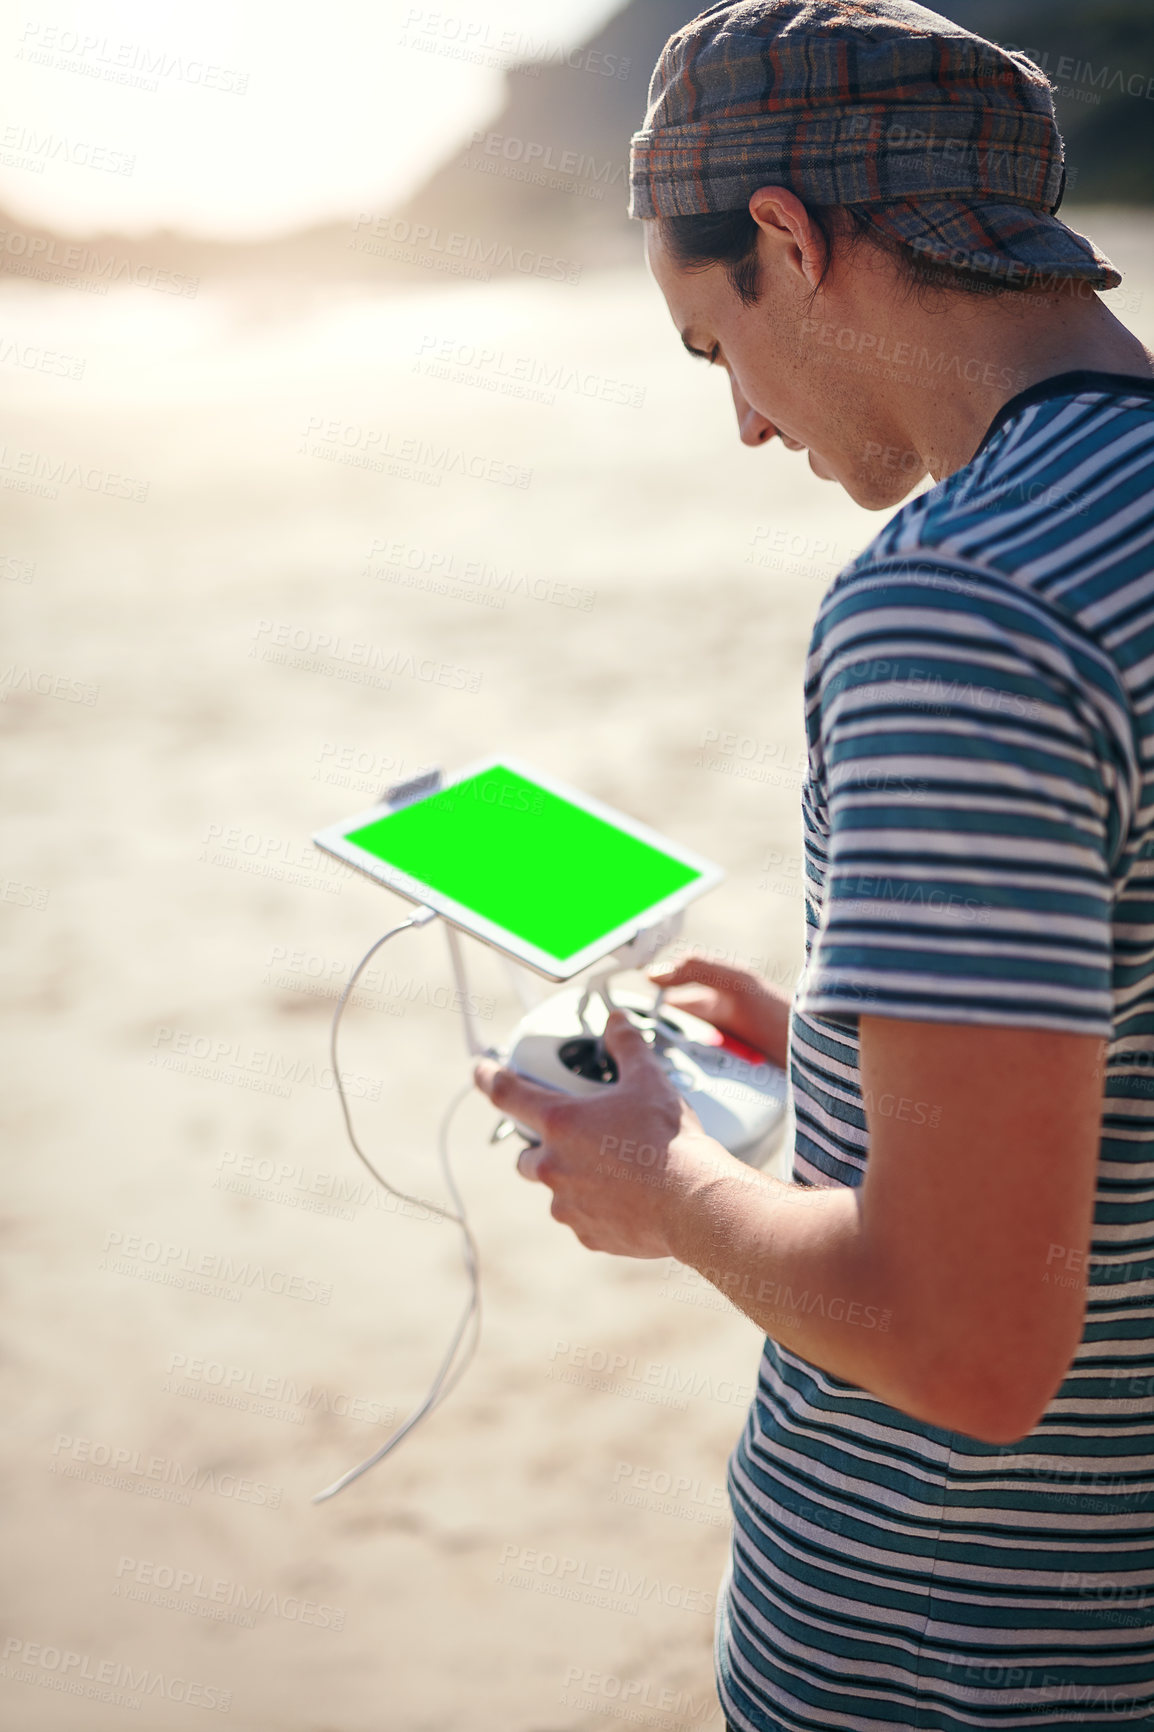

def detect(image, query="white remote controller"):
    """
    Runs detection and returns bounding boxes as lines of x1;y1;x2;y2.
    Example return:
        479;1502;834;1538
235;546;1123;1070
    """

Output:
504;985;789;1167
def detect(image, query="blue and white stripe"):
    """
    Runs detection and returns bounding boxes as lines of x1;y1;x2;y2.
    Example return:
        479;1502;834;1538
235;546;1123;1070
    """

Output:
720;373;1154;1731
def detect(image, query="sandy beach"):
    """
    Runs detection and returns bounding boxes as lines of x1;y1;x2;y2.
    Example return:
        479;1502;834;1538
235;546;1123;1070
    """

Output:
3;205;1153;1730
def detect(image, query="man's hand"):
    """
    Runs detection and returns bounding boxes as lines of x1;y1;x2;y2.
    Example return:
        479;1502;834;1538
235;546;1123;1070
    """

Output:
473;1009;746;1259
475;985;1106;1443
647;953;792;1070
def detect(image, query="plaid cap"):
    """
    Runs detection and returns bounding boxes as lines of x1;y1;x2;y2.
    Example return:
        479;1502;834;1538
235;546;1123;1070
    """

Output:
628;0;1121;290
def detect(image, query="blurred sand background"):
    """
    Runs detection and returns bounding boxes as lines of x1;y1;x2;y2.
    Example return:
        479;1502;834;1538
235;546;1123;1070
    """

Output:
4;3;1154;1729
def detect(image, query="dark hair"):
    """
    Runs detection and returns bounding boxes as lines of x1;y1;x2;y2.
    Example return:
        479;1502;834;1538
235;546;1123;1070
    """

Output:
659;203;1037;306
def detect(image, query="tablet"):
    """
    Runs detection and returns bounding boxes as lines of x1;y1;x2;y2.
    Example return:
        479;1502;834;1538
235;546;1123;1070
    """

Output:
313;755;723;980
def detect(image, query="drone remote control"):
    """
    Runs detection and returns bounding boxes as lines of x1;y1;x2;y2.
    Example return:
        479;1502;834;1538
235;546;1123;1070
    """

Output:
504;985;789;1167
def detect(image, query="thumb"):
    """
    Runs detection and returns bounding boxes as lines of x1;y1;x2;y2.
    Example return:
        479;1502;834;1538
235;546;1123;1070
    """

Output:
602;1009;660;1079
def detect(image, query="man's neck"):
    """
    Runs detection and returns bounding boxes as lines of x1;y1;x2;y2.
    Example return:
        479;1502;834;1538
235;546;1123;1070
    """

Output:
874;285;1154;483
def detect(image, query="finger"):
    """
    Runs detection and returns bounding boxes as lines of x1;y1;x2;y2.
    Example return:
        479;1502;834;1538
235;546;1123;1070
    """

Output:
649;955;750;996
655;986;718;1026
646;958;693;984
516;1141;546;1182
473;1057;559;1132
647;954;720;988
660;983;715;1008
602;1009;665;1079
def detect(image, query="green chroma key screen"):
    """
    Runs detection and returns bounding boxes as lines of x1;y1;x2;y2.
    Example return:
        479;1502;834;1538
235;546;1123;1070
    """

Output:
346;764;701;961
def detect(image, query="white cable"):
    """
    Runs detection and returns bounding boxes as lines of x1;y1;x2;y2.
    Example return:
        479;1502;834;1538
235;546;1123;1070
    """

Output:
312;911;485;1502
445;922;488;1058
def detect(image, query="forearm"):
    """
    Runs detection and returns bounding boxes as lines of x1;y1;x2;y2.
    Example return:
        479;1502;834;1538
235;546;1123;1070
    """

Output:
749;983;793;1071
665;1159;935;1427
480;1000;1087;1445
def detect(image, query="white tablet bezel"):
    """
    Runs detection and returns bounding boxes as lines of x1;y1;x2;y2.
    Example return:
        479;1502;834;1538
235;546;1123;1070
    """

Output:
313;753;724;981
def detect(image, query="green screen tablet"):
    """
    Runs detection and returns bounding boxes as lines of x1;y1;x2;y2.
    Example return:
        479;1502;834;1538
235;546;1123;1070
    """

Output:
313;755;723;979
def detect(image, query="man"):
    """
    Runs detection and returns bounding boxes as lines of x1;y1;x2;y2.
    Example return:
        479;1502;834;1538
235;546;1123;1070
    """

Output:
475;2;1154;1726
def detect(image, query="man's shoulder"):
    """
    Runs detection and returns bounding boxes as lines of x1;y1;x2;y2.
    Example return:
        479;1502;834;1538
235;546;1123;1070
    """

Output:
818;460;1009;619
825;373;1154;620
804;519;1125;729
811;530;1020;652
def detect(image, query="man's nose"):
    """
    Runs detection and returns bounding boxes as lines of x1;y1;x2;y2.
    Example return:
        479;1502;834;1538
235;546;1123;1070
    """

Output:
730;376;775;447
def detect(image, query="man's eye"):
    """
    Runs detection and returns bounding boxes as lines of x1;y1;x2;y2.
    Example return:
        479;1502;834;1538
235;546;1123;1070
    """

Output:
708;346;721;366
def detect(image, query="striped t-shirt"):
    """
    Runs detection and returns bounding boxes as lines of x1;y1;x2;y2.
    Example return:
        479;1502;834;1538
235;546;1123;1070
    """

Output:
718;371;1154;1732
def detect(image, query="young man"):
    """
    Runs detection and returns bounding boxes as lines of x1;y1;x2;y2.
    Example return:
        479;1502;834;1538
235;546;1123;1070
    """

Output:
475;2;1154;1726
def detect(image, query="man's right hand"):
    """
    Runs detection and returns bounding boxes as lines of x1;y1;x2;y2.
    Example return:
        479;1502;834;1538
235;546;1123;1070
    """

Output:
646;953;793;1072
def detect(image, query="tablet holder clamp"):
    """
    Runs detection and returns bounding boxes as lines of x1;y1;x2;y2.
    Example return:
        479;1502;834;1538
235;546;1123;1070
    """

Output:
377;774;790;1172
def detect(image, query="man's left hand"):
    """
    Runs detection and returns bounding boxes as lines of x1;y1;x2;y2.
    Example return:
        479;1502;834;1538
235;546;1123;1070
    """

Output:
473;1010;742;1258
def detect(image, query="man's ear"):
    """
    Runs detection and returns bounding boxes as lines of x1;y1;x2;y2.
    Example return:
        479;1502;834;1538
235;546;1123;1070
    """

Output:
747;185;826;288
